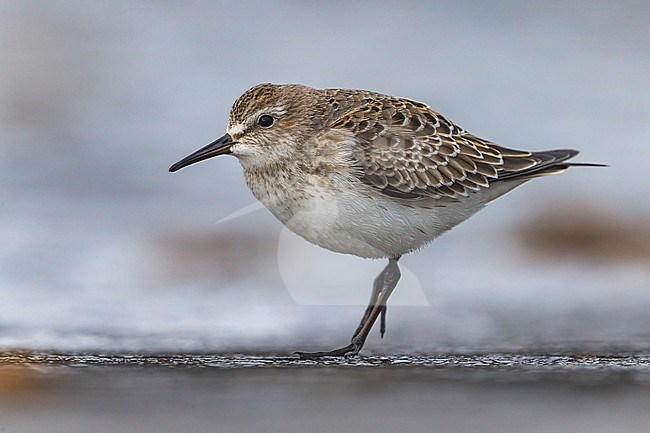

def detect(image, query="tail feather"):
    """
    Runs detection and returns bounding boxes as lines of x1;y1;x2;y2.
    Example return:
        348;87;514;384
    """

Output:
495;148;606;182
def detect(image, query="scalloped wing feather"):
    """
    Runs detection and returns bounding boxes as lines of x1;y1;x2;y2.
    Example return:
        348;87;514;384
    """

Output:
330;97;578;202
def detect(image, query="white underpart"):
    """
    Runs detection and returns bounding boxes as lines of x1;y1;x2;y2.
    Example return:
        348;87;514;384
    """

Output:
255;173;526;259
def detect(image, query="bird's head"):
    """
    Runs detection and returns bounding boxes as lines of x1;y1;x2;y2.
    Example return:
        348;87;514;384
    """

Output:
170;83;322;172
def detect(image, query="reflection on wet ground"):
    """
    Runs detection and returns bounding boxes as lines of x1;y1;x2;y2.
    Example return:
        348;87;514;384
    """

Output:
1;351;649;433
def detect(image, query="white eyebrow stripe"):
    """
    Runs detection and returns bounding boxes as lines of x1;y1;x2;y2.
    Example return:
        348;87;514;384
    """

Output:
228;106;287;136
271;106;287;116
249;106;287;121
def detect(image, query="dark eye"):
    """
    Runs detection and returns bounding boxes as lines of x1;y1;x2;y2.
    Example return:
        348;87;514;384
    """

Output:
258;115;274;128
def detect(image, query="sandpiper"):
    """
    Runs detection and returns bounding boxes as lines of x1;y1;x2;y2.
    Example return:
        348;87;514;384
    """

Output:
170;83;602;357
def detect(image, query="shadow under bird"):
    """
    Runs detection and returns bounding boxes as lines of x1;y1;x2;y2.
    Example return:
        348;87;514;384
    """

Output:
170;83;603;357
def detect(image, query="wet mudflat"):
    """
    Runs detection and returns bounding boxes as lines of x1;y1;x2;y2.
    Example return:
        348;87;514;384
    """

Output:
2;351;650;369
1;351;649;433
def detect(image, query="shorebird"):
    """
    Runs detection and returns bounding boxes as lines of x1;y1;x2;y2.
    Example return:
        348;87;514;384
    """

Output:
170;83;602;357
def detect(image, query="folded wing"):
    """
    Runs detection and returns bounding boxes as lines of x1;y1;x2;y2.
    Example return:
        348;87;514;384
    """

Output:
331;97;580;201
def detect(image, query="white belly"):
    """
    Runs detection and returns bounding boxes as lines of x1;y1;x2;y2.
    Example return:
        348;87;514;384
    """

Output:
246;166;525;259
259;183;493;259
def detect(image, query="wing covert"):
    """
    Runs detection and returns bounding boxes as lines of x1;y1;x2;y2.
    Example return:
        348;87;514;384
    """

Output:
331;97;535;201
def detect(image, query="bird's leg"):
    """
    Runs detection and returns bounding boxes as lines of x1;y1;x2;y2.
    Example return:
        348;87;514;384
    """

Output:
297;257;401;358
348;258;400;353
352;262;392;337
380;305;387;338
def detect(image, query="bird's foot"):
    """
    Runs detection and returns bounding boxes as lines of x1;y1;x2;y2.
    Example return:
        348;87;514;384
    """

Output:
295;342;360;359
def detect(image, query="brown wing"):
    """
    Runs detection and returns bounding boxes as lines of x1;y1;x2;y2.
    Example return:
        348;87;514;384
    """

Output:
330;97;577;201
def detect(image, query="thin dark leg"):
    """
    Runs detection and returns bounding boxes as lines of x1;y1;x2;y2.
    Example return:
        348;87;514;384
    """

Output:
346;258;400;353
297;257;401;358
352;263;391;337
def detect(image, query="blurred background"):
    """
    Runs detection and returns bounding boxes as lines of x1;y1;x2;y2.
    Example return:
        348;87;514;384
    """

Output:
1;0;649;355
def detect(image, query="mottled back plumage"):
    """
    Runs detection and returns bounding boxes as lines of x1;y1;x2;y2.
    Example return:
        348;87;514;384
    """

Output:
323;90;578;202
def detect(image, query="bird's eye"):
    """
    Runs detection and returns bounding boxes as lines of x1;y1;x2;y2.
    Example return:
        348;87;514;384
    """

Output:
258;115;274;128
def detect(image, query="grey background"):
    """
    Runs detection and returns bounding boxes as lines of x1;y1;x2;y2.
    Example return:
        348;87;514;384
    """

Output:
1;0;649;353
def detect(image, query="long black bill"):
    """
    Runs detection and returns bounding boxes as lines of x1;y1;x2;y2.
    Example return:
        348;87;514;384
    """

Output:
169;133;234;172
